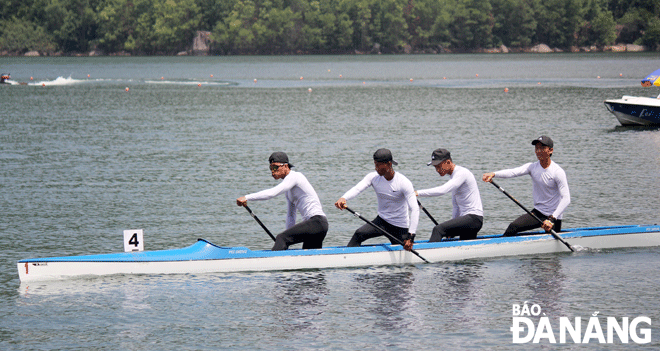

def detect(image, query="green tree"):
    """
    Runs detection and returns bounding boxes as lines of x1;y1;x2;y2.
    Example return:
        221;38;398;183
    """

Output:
641;17;660;50
449;0;494;50
195;0;234;31
533;0;586;48
37;0;99;52
211;0;257;53
406;0;452;50
492;0;537;47
134;0;201;54
588;10;616;45
254;3;300;52
0;17;57;53
369;0;409;51
96;0;153;53
617;8;647;44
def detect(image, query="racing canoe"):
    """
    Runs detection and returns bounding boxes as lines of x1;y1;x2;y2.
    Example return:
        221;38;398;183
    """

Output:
18;224;660;282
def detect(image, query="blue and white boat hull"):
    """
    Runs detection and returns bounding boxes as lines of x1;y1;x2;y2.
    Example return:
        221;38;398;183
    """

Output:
604;96;660;126
17;225;660;282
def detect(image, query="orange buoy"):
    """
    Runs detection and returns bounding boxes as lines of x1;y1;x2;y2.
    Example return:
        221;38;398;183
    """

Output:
198;83;201;87
42;83;45;87
504;88;509;93
308;88;312;92
339;75;342;78
410;78;413;82
254;79;257;83
210;74;213;78
161;77;164;80
300;76;304;80
30;77;33;80
125;87;129;92
87;74;90;78
476;74;479;77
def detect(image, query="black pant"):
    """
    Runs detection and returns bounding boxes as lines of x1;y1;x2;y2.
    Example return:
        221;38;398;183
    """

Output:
272;215;329;251
503;209;562;236
429;214;483;241
347;216;409;247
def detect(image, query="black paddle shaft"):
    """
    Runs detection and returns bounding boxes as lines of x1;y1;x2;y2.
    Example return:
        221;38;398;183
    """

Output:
243;205;277;242
344;206;430;263
489;180;575;252
417;199;439;226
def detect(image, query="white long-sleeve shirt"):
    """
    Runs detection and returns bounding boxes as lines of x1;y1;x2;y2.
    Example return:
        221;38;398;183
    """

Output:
245;171;325;229
494;161;570;219
417;165;483;218
341;171;419;233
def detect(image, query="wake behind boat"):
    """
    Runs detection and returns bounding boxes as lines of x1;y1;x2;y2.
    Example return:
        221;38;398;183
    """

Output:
17;224;660;282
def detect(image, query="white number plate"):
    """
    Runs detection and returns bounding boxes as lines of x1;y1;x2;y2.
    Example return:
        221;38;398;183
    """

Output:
123;229;144;252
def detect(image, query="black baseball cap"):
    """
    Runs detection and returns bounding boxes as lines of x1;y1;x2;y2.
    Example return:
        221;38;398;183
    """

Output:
268;151;294;167
427;148;451;166
532;135;553;148
373;148;398;165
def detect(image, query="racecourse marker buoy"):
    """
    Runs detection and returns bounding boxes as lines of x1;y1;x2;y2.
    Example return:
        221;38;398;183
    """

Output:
198;83;201;87
410;78;413;82
254;79;257;83
87;74;90;78
125;87;129;92
308;88;312;92
504;88;509;93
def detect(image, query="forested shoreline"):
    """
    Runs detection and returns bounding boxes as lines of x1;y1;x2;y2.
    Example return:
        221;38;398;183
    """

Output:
1;0;659;56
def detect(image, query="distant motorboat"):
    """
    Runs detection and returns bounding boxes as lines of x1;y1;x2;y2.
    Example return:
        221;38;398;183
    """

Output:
0;73;28;86
604;68;660;126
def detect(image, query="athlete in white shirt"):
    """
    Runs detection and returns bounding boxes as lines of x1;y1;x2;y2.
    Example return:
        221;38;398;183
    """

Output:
483;136;570;236
416;148;483;241
335;149;419;249
237;152;328;250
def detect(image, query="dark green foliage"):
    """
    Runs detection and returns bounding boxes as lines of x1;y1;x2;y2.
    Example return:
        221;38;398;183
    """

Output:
0;0;658;54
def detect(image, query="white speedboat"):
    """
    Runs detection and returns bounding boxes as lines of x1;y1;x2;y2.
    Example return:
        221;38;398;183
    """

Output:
604;69;660;126
17;224;660;282
604;95;660;126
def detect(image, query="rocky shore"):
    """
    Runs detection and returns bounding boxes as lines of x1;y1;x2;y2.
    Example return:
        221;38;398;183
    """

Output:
0;31;648;57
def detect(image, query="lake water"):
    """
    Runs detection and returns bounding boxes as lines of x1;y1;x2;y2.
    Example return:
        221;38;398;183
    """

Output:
1;53;659;349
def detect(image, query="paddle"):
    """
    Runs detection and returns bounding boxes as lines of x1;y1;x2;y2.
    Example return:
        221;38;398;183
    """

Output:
343;206;430;263
417;199;439;226
488;180;576;252
243;204;276;242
